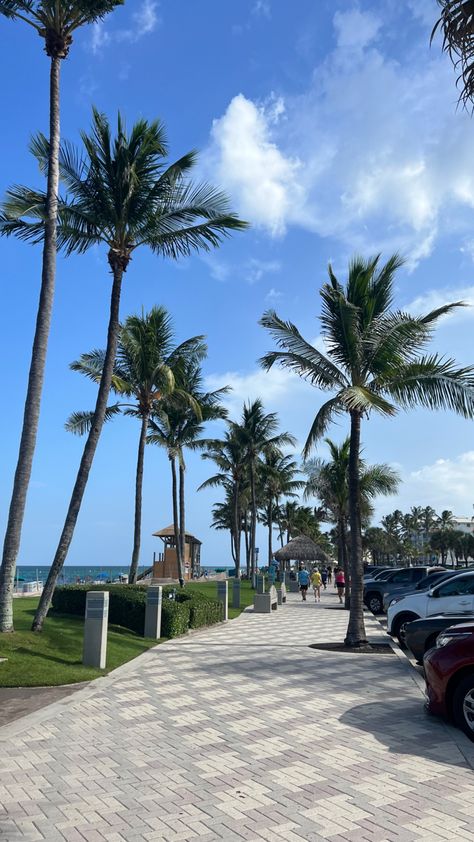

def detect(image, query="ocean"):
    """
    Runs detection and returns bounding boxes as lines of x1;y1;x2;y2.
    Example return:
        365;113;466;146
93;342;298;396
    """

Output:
16;565;148;585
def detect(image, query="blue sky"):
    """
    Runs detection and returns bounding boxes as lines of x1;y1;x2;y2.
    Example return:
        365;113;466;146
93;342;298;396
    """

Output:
2;0;474;569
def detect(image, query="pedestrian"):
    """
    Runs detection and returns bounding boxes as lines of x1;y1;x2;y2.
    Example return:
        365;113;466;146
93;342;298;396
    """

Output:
335;567;345;604
321;567;328;590
297;565;310;601
327;565;332;584
311;568;322;602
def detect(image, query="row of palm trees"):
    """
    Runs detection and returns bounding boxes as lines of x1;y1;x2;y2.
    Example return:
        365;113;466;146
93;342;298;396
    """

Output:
0;3;247;633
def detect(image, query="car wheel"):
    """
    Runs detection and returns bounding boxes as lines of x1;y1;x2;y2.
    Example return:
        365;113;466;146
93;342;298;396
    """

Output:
366;592;383;614
393;613;419;646
452;674;474;742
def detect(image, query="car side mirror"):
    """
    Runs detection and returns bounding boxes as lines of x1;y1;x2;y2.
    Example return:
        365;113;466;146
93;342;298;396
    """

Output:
428;589;438;598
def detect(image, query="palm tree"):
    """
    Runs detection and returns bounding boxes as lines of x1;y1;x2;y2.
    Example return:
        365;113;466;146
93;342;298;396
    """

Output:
259;452;302;565
199;429;248;578
5;108;246;631
432;1;474;106
0;1;122;633
147;363;228;585
260;254;474;645
304;437;399;607
65;307;206;585
231;401;295;585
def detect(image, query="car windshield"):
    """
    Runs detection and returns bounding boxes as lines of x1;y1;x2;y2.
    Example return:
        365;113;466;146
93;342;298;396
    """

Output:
415;571;453;591
373;569;398;581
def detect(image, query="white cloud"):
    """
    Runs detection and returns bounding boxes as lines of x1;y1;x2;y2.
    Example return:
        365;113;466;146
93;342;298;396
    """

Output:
333;8;381;51
205;366;302;417
200;254;231;282
245;258;281;284
90;0;159;54
252;0;271;18
205;10;474;265
265;287;283;302
376;451;474;520
405;286;474;320
204;94;307;236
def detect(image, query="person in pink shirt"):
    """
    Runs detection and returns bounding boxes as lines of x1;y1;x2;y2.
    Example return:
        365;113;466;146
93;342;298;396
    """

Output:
335;568;345;604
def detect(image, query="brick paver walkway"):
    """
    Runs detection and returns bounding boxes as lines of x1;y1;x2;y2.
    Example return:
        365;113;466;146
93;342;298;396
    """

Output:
1;591;474;841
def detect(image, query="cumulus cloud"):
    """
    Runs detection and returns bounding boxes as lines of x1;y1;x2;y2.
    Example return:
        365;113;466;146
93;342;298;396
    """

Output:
90;0;159;54
375;451;474;520
204;6;474;264
245;258;281;284
406;286;474;320
205;366;305;417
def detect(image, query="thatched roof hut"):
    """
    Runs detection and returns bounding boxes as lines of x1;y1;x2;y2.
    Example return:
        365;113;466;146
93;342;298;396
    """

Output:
274;535;330;565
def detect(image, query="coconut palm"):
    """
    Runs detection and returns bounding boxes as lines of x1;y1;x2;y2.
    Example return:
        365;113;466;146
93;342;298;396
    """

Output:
5;108;246;631
199;429;248;578
258;452;302;565
231;401;295;585
65;307;207;585
432;1;474;106
0;1;122;633
260;253;474;645
304;437;399;607
147;363;228;585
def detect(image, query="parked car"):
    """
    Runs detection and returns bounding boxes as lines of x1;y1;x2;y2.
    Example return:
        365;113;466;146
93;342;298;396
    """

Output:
382;569;453;613
364;566;438;615
405;613;474;663
424;621;474;741
363;565;393;579
387;571;474;644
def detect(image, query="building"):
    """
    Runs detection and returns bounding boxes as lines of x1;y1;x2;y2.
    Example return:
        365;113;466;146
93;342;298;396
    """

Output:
152;524;202;581
452;516;474;536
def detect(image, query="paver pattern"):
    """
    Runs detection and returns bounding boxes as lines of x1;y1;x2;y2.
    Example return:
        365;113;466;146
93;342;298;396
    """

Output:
1;591;474;841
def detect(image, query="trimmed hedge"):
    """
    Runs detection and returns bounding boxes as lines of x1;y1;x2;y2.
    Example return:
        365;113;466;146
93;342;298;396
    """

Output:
51;584;223;639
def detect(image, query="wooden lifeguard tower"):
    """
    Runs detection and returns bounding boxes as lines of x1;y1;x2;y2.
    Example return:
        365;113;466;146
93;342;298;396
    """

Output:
152;524;202;581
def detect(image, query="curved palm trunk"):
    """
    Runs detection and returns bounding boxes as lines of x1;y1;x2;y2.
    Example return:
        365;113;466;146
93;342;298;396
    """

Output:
32;266;124;632
233;481;241;578
129;412;149;585
345;411;367;646
249;461;257;587
179;459;186;583
170;456;184;587
0;57;61;633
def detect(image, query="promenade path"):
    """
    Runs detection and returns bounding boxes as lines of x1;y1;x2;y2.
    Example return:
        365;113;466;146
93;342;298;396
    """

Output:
1;591;474;841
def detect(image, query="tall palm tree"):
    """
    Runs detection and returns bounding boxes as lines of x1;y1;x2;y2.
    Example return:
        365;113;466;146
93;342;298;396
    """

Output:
258;452;302;565
65;307;206;585
304;437;399;607
0;1;122;633
147;363;228;585
231;401;295;585
4;108;246;632
432;1;474;106
260;254;474;645
199;428;249;579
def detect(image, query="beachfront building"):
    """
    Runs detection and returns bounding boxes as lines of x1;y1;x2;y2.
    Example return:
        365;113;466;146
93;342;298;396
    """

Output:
152;524;202;581
452;516;474;535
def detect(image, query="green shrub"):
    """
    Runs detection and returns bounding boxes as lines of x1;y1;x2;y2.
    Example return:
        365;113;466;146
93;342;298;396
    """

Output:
188;596;223;629
161;600;191;637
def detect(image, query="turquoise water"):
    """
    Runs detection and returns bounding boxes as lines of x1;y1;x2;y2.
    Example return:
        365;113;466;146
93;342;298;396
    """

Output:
16;565;148;584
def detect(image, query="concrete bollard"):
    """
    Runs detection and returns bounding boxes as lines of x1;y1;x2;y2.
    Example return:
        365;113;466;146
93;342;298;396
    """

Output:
232;579;241;609
83;591;109;669
256;574;266;594
144;585;162;639
217;580;229;621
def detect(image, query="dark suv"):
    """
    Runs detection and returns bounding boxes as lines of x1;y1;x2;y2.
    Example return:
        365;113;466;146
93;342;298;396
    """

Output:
364;566;438;615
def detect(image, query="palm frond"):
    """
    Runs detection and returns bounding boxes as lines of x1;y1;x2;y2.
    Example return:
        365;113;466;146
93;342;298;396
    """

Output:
381;354;474;418
65;403;122;435
433;0;474;107
302;396;344;459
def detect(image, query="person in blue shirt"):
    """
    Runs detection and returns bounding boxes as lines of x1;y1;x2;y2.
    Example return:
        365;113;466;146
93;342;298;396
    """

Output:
297;565;310;601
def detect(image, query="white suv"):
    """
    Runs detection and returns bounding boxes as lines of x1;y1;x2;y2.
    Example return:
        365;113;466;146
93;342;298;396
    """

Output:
387;572;474;644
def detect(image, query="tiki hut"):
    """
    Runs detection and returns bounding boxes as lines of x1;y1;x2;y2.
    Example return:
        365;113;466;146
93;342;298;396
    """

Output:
274;535;330;572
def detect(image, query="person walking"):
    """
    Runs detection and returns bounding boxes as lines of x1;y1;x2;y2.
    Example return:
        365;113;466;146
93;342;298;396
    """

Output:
297;565;310;601
321;567;328;590
335;567;345;604
311;568;322;602
327;565;332;584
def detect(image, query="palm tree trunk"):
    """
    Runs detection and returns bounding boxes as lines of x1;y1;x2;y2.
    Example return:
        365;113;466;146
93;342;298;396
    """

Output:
250;461;257;587
267;501;273;565
233;481;241;578
345;411;367;646
179;458;186;582
170;456;184;587
31;264;123;632
0;56;61;633
129;412;149;585
244;514;250;577
341;516;350;610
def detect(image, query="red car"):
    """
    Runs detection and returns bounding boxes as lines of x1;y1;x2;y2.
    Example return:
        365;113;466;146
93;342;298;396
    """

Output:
424;621;474;741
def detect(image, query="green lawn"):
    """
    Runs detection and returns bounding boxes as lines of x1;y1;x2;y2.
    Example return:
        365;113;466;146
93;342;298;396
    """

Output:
0;598;158;688
186;579;255;619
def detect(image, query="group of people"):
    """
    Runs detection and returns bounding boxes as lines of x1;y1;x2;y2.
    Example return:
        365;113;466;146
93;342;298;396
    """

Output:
297;564;346;603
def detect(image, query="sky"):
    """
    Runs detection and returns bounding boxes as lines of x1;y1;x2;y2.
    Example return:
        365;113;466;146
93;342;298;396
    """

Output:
2;0;474;570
